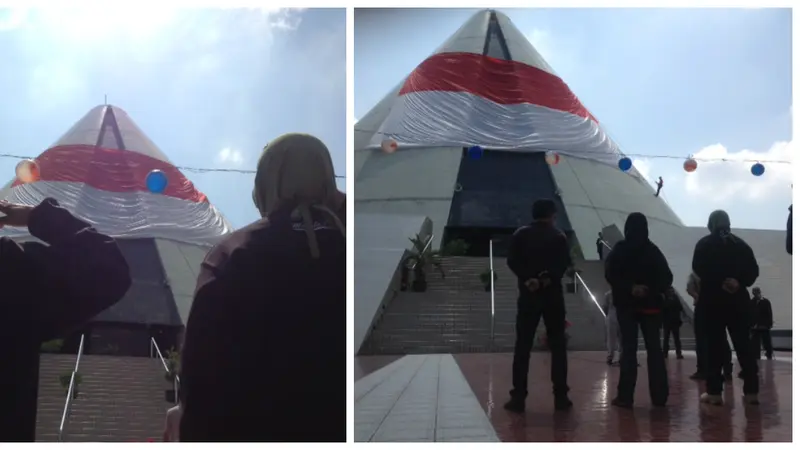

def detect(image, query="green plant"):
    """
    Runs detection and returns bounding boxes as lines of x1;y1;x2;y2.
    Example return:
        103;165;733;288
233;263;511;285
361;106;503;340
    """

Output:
165;348;181;383
40;339;64;353
441;239;470;256
403;233;445;282
479;269;498;285
59;372;82;394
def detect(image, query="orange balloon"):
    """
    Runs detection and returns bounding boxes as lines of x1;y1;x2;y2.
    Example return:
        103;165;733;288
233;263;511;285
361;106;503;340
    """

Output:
15;160;41;184
683;158;697;173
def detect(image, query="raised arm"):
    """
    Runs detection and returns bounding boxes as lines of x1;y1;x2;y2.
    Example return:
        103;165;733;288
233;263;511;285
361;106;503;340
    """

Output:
2;199;131;341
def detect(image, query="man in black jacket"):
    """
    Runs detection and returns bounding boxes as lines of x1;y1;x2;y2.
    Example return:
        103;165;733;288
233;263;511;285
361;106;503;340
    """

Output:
749;287;774;360
504;199;572;413
0;199;132;442
605;212;673;408
786;205;792;255
693;210;760;406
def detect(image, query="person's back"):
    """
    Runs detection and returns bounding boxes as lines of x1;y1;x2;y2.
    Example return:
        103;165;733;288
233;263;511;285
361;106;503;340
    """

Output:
0;199;132;441
179;133;346;442
692;232;758;304
508;222;571;300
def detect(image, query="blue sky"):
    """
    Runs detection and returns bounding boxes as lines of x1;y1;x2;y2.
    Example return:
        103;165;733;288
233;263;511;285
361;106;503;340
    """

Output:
0;7;345;229
355;8;793;230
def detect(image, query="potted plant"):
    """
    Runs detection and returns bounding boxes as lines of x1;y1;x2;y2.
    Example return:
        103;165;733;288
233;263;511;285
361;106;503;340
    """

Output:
441;239;469;256
59;372;82;399
164;348;180;403
479;269;498;292
40;339;64;354
403;233;444;293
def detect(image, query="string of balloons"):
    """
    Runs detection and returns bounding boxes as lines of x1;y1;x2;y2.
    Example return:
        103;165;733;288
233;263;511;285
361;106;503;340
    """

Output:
6;153;345;196
356;128;790;177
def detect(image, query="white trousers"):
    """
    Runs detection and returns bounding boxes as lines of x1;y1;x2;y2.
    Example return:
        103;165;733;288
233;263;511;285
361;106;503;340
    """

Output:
606;309;620;359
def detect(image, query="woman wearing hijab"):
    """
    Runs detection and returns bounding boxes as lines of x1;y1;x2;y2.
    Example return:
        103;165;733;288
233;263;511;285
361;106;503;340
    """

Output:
604;212;673;408
692;210;759;406
179;133;346;441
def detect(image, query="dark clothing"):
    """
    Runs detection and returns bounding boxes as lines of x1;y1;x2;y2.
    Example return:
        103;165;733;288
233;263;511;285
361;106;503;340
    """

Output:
604;215;674;312
507;222;572;299
692;231;759;395
510;295;568;399
617;309;668;404
596;238;603;260
180;204;346;442
507;221;571;400
0;199;131;442
662;292;683;327
705;298;758;395
662;324;682;355
751;329;774;359
751;298;773;329
605;213;672;404
694;301;733;376
787;205;792;255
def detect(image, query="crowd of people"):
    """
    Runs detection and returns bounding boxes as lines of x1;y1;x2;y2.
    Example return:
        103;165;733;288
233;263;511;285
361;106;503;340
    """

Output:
0;133;345;442
504;199;786;413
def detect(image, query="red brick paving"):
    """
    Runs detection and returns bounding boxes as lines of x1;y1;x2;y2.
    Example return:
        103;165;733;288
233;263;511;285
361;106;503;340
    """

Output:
354;355;403;382
453;352;791;442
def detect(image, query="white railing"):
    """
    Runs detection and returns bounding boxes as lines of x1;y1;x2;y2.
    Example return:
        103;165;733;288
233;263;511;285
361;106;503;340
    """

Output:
410;233;435;270
150;337;180;405
574;272;606;318
58;334;85;442
489;240;496;350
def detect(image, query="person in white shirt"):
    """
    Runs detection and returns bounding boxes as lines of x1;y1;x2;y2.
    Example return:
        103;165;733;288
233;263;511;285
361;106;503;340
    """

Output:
602;290;619;365
163;403;182;442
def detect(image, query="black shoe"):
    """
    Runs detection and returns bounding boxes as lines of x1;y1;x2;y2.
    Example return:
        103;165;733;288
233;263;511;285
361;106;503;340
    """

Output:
504;398;525;413
607;357;613;365
690;372;705;380
554;396;573;411
652;400;667;407
612;397;633;409
766;355;774;360
677;353;684;360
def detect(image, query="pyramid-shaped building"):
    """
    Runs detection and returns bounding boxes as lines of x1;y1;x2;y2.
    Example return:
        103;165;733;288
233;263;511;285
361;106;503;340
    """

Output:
355;9;684;256
0;105;233;355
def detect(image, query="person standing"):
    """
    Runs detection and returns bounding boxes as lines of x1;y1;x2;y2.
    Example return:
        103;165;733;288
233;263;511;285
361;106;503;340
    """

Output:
179;134;346;441
602;290;619;365
0;199;132;442
654;177;664;197
687;272;733;381
596;232;605;260
750;287;774;360
693;210;760;406
504;199;573;413
662;287;684;359
786;205;792;255
605;212;673;408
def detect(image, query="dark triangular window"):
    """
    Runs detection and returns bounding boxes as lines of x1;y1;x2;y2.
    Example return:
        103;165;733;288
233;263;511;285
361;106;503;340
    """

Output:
482;12;512;60
95;106;127;150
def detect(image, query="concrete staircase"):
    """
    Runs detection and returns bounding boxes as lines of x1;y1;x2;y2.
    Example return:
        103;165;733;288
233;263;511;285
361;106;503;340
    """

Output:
37;354;172;442
360;256;609;355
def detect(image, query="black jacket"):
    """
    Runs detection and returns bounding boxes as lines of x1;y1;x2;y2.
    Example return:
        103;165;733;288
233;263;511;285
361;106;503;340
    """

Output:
751;297;773;329
180;203;346;442
787;205;792;255
0;199;131;442
507;221;571;300
692;232;759;305
604;213;673;311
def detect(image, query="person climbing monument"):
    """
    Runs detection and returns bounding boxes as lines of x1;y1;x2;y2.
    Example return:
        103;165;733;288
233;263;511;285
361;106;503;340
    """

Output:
655;177;664;197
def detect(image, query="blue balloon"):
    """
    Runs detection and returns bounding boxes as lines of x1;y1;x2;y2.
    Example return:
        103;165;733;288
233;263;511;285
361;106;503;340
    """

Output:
751;163;765;177
146;170;168;194
618;157;632;172
468;145;483;159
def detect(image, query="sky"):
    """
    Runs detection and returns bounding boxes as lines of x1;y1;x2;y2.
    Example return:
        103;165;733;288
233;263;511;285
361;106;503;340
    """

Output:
355;8;793;230
0;7;345;229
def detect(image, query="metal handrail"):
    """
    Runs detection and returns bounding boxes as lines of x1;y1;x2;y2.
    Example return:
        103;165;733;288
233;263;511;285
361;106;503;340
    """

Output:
410;233;435;270
58;334;85;442
600;239;613;251
150;337;180;405
489;240;496;349
574;272;606;318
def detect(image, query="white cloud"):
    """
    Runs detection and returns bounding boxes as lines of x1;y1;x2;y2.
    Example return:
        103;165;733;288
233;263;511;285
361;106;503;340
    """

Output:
217;147;244;165
632;158;652;183
684;141;793;203
0;8;29;31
